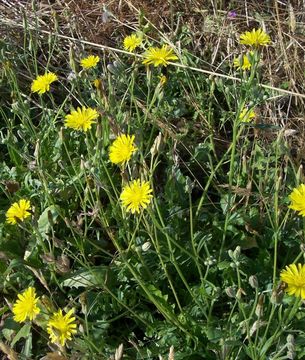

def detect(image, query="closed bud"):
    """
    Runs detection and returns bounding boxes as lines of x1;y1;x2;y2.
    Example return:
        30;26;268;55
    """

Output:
34;140;40;158
271;288;284;304
249;275;258;289
255;294;264;318
69;46;77;73
250;320;266;337
115;343;124;360
150;132;163;157
142;242;151;252
233;246;241;259
225;287;236;298
236;287;246;300
287;334;294;345
59;127;64;142
80;157;85;170
56;254;70;273
96;123;102;138
287;334;295;352
168;345;174;360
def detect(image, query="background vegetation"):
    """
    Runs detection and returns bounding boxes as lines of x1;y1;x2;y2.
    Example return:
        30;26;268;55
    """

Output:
0;0;305;359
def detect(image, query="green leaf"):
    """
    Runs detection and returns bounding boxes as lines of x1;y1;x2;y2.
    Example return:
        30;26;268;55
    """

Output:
61;266;113;288
11;323;31;347
38;205;59;237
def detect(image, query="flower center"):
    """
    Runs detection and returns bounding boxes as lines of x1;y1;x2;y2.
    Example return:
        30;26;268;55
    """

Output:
54;320;69;333
24;299;36;314
294;275;305;287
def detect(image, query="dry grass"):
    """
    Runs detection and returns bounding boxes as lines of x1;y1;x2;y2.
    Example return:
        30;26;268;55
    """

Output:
1;0;305;159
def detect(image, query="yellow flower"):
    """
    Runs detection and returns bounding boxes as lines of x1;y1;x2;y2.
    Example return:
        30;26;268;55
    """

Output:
31;72;58;94
120;179;153;214
289;184;305;216
123;34;142;52
159;75;167;85
233;52;253;71
239;107;256;122
47;309;77;346
93;79;101;89
6;199;31;225
80;55;100;69
240;28;271;47
280;263;305;299
64;107;99;132
142;45;178;67
12;287;40;323
109;134;137;165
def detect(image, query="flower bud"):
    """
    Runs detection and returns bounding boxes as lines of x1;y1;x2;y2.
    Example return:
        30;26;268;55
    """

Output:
255;294;264;317
233;246;241;259
271;288;284;304
249;275;258;289
142;242;151;252
287;334;295;352
225;287;236;298
236;287;246;300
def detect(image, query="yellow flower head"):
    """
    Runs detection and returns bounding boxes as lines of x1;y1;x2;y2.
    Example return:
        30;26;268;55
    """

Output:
80;55;100;69
142;45;178;67
280;263;305;299
47;309;77;346
123;34;142;52
233;52;253;71
239;107;256;122
64;107;99;132
120;179;153;214
12;287;40;323
31;72;58;94
109;134;137;165
240;28;271;47
6;199;31;225
93;79;101;89
289;184;305;216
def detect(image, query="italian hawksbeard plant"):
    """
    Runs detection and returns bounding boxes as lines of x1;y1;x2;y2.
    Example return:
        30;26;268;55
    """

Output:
120;179;153;214
123;33;142;52
142;45;178;67
288;184;305;216
12;287;40;323
233;52;253;71
280;264;305;299
64;106;99;132
47;309;77;346
240;28;271;47
80;55;100;69
239;107;256;123
6;199;31;225
31;72;58;94
279;186;305;300
109;134;137;165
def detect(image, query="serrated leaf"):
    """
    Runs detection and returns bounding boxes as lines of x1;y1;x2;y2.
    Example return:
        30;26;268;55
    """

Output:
11;323;31;347
61;266;112;288
217;261;231;270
